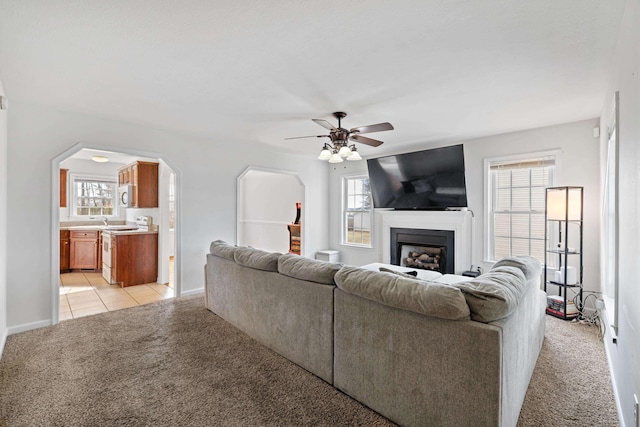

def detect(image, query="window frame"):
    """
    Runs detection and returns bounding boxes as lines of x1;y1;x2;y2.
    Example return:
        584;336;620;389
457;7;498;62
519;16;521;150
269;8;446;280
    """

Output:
69;173;119;219
483;150;560;263
341;174;373;248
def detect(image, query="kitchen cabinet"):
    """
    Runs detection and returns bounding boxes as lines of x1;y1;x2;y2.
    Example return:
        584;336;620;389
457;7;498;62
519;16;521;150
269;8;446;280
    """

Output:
60;169;68;208
118;161;158;208
69;230;100;270
111;232;158;287
60;230;70;273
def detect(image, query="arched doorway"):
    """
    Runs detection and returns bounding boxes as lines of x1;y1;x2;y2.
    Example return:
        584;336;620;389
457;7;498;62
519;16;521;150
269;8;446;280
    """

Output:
237;167;305;254
50;143;181;324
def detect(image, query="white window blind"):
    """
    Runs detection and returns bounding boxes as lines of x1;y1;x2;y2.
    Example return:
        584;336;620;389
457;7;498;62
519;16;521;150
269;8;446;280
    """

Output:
343;176;372;247
489;157;555;262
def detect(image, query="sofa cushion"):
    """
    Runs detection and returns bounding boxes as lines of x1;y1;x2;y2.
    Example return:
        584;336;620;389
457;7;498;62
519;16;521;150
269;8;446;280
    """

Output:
492;256;541;281
277;253;342;285
335;266;470;320
209;240;237;261
453;266;527;323
233;247;281;272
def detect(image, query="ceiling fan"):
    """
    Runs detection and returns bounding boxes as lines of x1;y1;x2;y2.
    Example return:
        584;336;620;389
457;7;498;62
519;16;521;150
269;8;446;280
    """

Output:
285;112;394;163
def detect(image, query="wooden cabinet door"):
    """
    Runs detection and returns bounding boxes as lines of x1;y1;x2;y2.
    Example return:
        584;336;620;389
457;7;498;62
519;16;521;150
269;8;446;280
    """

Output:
117;161;158;208
69;231;99;270
60;230;70;273
97;232;102;271
60;169;68;208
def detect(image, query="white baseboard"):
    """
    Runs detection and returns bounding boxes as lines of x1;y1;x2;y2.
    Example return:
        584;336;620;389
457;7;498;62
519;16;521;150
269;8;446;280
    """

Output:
8;319;51;336
600;306;625;426
180;287;204;297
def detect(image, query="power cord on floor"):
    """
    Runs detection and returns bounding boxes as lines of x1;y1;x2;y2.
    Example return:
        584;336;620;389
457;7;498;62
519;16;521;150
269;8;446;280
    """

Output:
572;291;605;338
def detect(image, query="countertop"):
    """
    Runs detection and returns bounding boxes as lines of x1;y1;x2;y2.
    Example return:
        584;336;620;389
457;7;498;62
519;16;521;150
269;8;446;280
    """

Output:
60;223;158;234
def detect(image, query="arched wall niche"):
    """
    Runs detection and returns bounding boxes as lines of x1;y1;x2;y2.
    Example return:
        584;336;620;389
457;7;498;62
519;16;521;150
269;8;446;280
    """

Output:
237;167;305;254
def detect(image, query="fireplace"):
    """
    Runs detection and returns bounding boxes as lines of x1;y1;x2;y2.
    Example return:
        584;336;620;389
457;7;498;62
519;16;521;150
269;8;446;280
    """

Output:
390;228;455;274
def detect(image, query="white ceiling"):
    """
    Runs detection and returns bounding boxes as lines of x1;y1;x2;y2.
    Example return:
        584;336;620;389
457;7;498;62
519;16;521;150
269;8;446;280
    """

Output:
0;0;626;158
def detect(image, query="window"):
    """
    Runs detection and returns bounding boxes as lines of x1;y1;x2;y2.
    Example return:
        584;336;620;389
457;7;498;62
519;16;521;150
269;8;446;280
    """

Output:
71;175;117;217
486;155;556;263
343;176;372;247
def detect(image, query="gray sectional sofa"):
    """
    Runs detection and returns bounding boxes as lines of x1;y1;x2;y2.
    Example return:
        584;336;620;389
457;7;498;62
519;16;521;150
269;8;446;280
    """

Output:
205;240;546;427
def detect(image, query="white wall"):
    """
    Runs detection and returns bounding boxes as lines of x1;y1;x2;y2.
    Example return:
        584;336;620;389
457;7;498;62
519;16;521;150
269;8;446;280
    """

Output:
238;169;304;254
599;0;640;425
0;78;8;353
330;119;601;294
6;101;328;330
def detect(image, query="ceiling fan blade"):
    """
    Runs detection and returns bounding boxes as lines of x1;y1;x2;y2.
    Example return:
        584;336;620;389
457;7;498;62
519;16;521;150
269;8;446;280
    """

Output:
350;122;394;134
312;119;337;131
350;134;384;147
284;135;328;140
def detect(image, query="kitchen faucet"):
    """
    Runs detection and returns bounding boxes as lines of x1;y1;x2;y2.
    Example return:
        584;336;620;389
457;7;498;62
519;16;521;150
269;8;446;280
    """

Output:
91;216;109;226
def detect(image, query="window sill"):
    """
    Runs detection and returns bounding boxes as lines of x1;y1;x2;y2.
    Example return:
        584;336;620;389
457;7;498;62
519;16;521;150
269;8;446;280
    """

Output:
340;243;373;249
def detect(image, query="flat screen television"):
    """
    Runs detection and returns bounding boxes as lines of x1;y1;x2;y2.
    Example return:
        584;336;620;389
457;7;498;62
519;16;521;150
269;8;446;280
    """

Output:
367;144;468;210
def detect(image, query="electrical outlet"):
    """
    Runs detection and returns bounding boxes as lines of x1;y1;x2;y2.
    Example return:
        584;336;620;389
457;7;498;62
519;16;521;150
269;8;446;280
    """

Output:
634;394;639;427
595;299;604;310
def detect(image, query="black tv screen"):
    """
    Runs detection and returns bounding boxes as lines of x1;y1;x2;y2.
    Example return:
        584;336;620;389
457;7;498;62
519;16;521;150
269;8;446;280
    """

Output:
367;144;468;210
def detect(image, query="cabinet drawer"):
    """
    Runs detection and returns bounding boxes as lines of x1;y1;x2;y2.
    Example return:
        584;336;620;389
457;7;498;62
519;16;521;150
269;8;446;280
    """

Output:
60;230;70;239
70;230;98;239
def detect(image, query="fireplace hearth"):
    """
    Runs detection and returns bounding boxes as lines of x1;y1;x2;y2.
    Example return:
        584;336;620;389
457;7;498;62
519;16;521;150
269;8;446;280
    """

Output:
390;228;455;274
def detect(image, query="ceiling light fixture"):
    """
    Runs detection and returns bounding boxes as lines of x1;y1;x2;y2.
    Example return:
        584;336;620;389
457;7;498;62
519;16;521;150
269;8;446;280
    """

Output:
92;155;110;163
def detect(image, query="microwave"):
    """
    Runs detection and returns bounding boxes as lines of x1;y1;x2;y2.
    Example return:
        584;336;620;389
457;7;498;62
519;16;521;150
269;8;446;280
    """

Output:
119;184;133;207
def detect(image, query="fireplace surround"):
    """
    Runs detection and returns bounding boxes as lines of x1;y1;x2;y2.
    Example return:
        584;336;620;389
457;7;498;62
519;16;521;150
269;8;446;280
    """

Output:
379;210;472;275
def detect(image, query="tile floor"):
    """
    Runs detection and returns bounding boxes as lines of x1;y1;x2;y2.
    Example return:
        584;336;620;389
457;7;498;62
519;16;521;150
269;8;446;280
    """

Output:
59;272;174;321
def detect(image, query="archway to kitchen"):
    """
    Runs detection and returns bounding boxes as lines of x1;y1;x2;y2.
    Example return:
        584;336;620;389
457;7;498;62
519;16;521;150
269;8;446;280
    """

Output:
50;143;181;324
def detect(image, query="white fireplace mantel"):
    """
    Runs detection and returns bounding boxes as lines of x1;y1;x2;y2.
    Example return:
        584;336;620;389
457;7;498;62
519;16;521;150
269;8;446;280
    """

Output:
377;210;473;275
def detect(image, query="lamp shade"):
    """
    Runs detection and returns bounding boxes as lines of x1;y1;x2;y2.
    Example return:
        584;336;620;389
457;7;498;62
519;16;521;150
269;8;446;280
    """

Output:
328;153;344;163
318;147;332;160
347;150;362;161
546;187;582;221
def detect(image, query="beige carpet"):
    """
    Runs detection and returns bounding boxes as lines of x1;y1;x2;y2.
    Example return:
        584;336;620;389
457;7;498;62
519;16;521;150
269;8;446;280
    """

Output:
0;295;618;426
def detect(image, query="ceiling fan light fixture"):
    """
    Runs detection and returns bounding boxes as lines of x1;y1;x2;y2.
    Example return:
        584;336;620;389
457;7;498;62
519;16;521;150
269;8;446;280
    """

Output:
286;111;393;163
318;145;332;160
338;144;352;157
328;152;344;163
346;146;362;161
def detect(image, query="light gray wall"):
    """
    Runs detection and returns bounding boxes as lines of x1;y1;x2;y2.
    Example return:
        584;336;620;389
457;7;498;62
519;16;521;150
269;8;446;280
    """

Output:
329;119;601;294
599;0;640;425
6;101;328;330
0;78;7;352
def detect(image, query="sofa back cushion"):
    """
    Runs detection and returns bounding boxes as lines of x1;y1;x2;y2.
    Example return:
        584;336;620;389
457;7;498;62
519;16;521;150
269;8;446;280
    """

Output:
492;256;541;281
335;266;470;320
453;266;528;323
233;247;281;272
209;240;237;261
277;253;341;285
